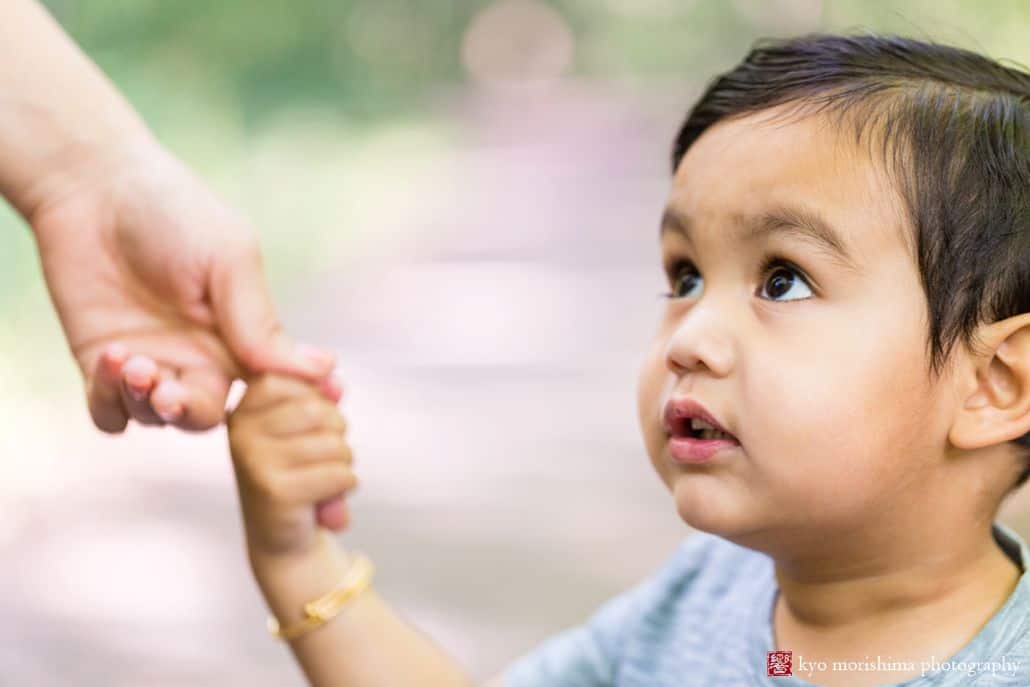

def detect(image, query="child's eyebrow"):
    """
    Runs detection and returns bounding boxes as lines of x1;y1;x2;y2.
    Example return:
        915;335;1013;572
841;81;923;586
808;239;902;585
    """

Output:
660;203;862;274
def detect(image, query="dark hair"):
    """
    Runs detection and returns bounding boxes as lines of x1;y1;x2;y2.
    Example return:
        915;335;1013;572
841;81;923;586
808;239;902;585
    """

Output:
671;33;1030;490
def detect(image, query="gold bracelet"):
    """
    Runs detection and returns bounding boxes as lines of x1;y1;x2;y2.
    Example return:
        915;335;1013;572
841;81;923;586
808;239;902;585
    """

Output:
266;551;375;642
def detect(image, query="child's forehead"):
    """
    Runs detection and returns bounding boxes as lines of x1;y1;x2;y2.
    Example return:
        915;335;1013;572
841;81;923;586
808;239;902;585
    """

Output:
666;109;911;262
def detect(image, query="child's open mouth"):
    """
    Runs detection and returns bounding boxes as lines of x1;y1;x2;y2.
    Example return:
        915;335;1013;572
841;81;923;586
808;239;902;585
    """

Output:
667;431;741;465
663;397;741;465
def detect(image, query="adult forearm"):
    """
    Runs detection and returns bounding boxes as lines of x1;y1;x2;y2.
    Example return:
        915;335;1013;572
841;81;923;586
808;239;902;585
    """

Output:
250;533;475;687
0;0;155;220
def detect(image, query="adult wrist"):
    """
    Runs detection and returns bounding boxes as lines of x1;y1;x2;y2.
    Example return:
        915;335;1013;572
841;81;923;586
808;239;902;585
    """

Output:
0;0;158;226
17;123;160;232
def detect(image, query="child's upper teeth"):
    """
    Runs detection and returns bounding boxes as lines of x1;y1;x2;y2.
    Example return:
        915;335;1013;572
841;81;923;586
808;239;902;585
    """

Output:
690;418;716;431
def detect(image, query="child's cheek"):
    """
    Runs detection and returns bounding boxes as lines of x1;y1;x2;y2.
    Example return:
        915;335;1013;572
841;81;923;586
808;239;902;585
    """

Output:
745;325;933;524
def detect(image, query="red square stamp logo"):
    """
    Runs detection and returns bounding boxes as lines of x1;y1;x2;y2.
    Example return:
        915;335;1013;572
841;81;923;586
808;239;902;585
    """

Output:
767;650;793;677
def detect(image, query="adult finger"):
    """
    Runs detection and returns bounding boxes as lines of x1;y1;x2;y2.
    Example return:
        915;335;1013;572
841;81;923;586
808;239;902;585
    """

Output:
150;366;232;431
317;372;344;404
119;355;165;426
209;236;335;380
87;343;131;433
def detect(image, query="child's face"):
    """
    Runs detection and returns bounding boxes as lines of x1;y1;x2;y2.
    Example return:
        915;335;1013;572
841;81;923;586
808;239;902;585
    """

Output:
637;108;961;550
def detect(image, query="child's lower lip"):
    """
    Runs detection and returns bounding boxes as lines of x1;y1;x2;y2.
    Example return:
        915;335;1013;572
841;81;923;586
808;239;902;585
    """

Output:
667;435;740;464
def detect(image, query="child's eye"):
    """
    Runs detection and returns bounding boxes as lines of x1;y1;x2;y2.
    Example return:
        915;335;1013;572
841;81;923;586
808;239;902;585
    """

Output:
756;257;814;302
659;256;814;302
662;260;703;300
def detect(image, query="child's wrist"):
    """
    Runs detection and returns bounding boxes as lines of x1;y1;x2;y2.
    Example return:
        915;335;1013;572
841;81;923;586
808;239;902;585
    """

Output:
248;530;353;604
249;531;361;637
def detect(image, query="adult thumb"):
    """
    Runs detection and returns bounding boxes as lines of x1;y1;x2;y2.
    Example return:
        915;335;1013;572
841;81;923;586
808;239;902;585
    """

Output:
210;238;335;380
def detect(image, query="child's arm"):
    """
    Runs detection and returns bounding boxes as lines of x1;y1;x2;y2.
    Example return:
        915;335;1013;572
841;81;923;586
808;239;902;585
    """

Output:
228;373;477;687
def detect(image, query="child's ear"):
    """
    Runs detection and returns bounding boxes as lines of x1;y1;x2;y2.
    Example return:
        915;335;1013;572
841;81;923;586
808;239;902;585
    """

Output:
949;313;1030;450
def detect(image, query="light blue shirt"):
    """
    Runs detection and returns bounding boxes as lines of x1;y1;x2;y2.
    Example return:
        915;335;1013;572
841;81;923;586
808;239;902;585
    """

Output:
505;521;1030;686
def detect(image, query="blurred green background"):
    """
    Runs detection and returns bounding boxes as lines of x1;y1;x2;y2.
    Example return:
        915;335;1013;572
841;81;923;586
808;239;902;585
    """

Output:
39;0;1030;127
4;0;1025;346
3;0;1029;347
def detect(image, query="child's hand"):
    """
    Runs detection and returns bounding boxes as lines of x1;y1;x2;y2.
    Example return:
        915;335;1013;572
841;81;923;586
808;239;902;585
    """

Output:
227;373;358;561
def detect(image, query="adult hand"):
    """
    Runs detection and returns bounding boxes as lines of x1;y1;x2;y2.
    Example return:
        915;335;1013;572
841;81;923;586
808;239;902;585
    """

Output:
0;0;347;527
28;139;341;433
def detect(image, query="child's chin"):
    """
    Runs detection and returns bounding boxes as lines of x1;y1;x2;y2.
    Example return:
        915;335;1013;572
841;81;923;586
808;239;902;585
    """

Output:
670;478;755;539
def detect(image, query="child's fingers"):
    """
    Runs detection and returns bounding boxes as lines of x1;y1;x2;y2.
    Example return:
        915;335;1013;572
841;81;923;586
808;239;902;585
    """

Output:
235;372;329;415
258;395;346;438
283;463;358;505
87;343;131;433
278;432;353;468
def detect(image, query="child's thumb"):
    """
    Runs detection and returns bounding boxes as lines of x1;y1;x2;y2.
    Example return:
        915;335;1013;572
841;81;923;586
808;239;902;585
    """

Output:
316;497;349;531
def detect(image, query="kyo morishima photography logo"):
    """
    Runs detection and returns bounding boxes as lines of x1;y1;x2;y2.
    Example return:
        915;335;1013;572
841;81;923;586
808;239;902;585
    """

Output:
766;651;792;677
766;650;1021;679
